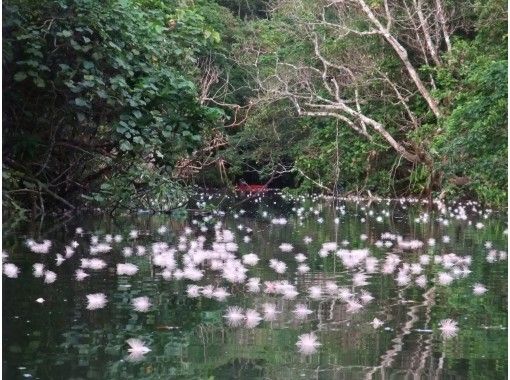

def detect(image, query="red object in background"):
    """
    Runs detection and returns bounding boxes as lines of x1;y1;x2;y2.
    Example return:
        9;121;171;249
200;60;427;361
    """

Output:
235;183;269;193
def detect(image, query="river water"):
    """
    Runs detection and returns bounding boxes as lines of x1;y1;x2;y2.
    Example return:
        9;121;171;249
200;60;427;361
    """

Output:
2;192;507;379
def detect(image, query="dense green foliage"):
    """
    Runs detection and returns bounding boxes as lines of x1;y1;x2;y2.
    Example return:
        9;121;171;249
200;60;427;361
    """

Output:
3;0;225;213
2;0;507;213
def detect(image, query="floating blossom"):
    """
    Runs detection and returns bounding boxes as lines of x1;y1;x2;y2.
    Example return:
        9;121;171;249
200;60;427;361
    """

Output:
242;253;260;266
75;269;89;281
352;272;368;287
293;304;313;319
81;258;107;271
247;278;261;293
64;246;74;259
415;275;427;288
126;338;151;362
297;264;310;274
295;253;307;263
279;243;293;252
90;243;112;255
161;269;173;281
157;226;168;235
346;300;363;313
245;309;262;328
44;270;57;284
224;306;244;327
132;296;151;312
370;318;384;329
86;293;107;310
438;319;459;339
473;283;487;295
3;263;19;278
262;303;279;321
33;263;45;278
27;240;52;254
117;263;139;276
437;272;453;286
36;298;45;304
303;236;313;244
296;332;321;355
360;290;374;304
269;259;287;274
212;287;230;302
308;286;322;300
55;254;65;266
186;285;202;298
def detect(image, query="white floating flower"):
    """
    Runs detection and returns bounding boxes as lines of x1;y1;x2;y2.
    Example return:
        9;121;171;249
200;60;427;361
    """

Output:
439;319;458;339
132;296;151;312
245;309;262;328
126;338;151;361
86;293;107;310
293;304;313;319
3;263;19;278
296;332;321;355
262;303;279;322
44;270;57;284
75;269;89;281
370;318;384;329
224;306;244;327
33;263;44;278
473;283;487;295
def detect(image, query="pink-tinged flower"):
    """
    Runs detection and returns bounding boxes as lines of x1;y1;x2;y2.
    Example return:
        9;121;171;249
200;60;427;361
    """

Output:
296;332;321;355
33;263;45;278
346;300;363;313
242;253;259;266
212;287;230;302
353;272;368;287
438;319;458;339
264;281;277;294
186;285;201;298
262;303;279;322
415;275;427;288
370;318;384;329
117;263;139;276
297;264;310;274
75;269;89;281
3;263;19;278
86;293;107;310
293;304;313;319
360;290;374;304
224;306;244;327
308;286;322;300
27;239;52;254
132;296;151;312
126;338;150;362
245;309;262;328
437;272;453;286
473;283;487;295
44;270;57;284
279;243;293;252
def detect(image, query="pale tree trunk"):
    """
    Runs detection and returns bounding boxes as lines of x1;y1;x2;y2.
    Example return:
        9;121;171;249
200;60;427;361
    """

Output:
355;0;441;118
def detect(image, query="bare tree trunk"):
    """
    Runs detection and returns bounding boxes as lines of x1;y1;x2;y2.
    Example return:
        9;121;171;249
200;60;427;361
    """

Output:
355;0;441;118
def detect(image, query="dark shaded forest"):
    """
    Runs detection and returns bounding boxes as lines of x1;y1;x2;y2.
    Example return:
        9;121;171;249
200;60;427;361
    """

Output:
3;0;507;215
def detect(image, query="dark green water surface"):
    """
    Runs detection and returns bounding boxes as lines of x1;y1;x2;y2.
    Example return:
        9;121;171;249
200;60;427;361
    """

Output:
2;193;508;379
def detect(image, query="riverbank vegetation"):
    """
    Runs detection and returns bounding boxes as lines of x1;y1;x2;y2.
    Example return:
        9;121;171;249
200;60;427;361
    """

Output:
3;0;507;215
